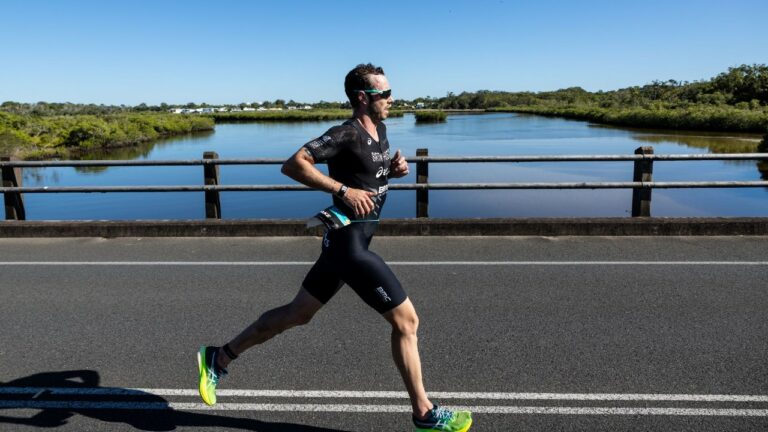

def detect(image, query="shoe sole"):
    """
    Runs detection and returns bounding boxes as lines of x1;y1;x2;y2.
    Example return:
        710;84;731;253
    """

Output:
197;347;215;406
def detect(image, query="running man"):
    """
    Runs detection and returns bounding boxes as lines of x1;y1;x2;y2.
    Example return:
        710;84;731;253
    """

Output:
197;63;472;432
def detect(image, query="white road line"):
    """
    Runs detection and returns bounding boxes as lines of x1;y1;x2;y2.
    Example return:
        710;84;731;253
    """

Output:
1;401;767;416
0;261;767;266
2;387;767;402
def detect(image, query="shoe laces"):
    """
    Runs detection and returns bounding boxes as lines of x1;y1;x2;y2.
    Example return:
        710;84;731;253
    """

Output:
207;351;227;385
431;406;454;422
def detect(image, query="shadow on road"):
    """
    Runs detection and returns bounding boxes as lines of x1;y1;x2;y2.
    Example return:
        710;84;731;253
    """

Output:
0;370;351;431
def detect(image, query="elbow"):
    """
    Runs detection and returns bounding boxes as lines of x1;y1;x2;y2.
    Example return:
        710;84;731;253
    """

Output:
281;156;298;178
282;156;303;180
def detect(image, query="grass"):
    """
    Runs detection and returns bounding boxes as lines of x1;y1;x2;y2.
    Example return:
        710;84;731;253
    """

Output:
414;111;447;123
210;109;403;123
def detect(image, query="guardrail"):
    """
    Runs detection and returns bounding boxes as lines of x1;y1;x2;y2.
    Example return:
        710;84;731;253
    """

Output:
3;147;768;221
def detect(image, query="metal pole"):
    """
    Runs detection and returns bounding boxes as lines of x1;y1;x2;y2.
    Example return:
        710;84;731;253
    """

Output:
1;156;25;220
632;146;654;217
203;152;221;219
416;148;429;218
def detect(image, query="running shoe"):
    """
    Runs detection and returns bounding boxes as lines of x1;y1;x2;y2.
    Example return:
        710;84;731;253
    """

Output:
413;405;472;432
197;346;227;406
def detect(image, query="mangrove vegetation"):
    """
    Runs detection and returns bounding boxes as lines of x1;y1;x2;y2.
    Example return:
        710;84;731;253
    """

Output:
0;112;214;159
425;64;768;133
414;111;447;123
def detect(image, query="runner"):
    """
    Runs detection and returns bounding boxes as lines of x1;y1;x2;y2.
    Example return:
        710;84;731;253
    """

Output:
197;63;472;432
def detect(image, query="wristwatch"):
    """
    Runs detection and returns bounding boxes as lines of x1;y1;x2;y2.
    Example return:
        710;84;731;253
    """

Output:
336;184;349;198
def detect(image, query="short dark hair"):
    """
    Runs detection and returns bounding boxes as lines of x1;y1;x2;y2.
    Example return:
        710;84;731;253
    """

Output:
344;63;385;108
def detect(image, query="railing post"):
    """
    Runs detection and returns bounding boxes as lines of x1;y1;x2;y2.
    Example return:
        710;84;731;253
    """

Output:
2;156;26;220
632;146;653;217
203;152;221;219
416;148;429;218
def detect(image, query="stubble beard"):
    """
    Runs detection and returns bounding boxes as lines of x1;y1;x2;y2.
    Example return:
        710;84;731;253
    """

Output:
367;103;387;123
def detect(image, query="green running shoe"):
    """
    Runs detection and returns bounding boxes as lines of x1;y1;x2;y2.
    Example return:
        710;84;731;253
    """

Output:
413;405;472;432
197;346;227;406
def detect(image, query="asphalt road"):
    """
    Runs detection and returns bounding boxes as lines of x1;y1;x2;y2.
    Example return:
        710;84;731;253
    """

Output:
1;236;767;431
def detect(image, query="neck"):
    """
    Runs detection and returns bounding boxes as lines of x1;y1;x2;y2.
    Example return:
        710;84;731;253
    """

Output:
354;112;378;134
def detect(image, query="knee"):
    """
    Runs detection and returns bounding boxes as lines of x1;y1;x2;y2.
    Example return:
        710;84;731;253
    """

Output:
289;306;316;327
392;311;419;336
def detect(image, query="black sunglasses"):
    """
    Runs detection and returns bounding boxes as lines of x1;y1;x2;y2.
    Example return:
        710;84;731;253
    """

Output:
358;88;392;99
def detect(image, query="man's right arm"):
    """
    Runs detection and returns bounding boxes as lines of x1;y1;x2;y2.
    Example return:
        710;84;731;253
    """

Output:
281;148;376;217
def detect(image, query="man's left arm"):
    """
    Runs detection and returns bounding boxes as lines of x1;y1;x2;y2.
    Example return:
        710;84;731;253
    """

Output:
388;149;409;178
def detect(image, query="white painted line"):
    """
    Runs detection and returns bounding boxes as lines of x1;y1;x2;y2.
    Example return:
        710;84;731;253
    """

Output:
1;401;767;416
2;387;768;402
0;261;767;266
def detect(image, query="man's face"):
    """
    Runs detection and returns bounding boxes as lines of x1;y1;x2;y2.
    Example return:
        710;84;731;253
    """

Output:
364;75;393;122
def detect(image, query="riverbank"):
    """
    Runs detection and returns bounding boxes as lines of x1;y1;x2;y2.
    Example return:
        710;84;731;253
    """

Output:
489;105;768;133
210;109;403;123
0;112;214;159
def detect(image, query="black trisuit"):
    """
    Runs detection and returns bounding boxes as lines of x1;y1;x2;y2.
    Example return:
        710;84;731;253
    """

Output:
301;118;407;314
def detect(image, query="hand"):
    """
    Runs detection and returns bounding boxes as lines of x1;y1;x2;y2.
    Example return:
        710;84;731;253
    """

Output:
342;188;377;217
389;149;409;178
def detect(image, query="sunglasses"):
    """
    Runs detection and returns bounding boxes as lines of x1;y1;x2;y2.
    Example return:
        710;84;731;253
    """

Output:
358;88;392;99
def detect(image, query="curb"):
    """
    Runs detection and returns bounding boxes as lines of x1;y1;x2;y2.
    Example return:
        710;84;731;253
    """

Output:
1;218;768;237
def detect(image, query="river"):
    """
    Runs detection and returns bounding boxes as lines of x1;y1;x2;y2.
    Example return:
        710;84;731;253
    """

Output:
18;113;768;220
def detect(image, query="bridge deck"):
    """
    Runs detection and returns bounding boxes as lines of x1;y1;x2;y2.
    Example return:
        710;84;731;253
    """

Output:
1;236;767;431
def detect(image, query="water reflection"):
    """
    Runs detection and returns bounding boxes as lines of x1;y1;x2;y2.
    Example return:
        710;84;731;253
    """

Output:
70;130;215;174
631;132;767;179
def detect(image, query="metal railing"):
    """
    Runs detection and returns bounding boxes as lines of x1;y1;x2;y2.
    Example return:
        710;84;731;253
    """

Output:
3;147;768;220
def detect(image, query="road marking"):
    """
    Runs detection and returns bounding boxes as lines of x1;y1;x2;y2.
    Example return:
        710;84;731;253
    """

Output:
0;261;767;266
2;387;767;402
1;401;767;416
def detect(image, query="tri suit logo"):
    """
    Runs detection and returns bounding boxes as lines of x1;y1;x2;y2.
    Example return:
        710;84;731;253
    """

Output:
376;167;390;178
375;287;392;302
367;138;372;146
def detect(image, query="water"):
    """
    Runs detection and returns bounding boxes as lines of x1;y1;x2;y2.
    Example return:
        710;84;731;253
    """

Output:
17;113;768;220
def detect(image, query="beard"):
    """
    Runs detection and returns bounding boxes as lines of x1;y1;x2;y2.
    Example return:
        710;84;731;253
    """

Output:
367;102;387;123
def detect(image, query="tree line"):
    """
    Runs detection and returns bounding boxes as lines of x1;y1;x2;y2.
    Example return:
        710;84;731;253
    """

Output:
427;64;768;110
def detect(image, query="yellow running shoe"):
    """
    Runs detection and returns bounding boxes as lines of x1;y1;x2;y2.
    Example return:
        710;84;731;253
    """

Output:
197;346;227;406
413;405;473;432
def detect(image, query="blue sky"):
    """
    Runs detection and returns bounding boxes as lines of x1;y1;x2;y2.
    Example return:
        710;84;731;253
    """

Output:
1;0;766;105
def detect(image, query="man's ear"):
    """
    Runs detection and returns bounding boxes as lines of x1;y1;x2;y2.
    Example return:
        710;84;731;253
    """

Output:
357;91;368;106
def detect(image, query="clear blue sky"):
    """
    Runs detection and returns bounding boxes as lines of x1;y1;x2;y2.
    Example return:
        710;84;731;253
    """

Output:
1;0;766;105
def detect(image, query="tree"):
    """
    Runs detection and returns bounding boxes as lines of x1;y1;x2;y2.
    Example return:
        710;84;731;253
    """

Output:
712;64;768;104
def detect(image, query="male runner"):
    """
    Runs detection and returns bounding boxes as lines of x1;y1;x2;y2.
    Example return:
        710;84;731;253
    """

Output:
197;63;472;432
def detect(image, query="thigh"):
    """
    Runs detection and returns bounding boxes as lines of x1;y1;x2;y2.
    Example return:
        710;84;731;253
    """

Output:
342;250;407;314
301;256;344;305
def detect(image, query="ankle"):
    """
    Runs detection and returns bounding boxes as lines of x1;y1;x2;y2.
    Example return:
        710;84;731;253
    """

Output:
216;347;231;370
413;403;434;420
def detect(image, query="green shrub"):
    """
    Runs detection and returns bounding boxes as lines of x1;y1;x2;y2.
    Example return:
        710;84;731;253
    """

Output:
0;113;214;159
415;111;447;123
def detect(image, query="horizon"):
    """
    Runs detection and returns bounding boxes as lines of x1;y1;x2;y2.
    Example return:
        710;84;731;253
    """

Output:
2;0;766;106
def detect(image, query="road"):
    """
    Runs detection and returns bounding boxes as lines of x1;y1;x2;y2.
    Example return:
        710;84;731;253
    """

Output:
1;236;767;431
